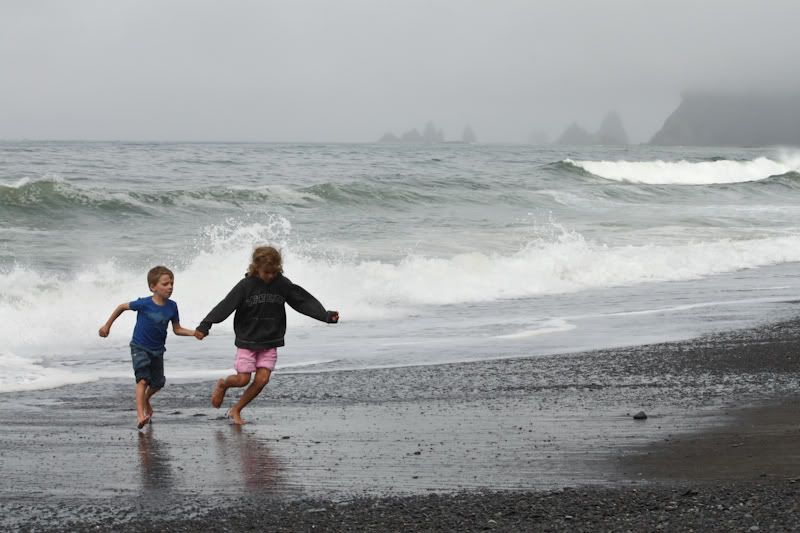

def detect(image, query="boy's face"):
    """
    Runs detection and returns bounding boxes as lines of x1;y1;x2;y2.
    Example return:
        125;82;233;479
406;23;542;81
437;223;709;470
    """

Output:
150;274;174;299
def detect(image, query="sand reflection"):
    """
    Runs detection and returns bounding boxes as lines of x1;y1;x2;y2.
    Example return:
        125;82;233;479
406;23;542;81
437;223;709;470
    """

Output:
214;425;285;491
137;426;174;492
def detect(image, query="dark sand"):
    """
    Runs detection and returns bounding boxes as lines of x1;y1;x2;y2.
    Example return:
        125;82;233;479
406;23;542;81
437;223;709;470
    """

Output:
2;319;799;531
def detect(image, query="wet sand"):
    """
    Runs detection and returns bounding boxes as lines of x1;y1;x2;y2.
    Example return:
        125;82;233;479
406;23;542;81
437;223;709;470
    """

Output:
2;319;799;531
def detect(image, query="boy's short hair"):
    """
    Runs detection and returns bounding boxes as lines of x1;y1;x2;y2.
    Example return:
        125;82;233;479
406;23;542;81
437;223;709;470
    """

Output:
147;266;174;288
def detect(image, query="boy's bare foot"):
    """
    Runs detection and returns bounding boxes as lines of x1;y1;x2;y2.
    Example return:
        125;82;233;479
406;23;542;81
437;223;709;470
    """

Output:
227;408;246;425
137;414;151;429
144;399;154;419
211;379;227;408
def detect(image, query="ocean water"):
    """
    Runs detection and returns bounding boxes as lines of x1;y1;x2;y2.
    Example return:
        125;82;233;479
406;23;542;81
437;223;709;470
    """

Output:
2;141;800;393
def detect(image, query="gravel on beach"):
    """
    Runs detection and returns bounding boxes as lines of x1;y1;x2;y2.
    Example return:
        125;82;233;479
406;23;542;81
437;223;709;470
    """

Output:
3;318;800;532
45;480;800;532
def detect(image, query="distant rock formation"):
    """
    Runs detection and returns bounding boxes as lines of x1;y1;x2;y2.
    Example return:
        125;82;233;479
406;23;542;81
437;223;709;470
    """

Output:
554;112;629;145
650;91;800;146
555;122;594;145
422;122;445;143
401;128;424;143
461;125;477;143
595;112;629;145
379;121;446;143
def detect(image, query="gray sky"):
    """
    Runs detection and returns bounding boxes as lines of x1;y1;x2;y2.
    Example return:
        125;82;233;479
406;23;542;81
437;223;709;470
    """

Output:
2;0;798;143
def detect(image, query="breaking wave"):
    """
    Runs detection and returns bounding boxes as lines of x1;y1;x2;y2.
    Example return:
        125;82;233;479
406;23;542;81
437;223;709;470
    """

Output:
564;154;800;185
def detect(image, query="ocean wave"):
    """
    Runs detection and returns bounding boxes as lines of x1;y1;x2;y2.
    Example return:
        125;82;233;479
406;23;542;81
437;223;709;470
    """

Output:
563;155;800;185
129;185;322;208
3;221;800;360
0;177;454;214
0;179;322;214
757;171;800;188
325;233;800;307
0;178;149;213
301;181;441;206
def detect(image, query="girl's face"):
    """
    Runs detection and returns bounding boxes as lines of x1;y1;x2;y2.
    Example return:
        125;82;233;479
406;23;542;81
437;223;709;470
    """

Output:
258;269;278;283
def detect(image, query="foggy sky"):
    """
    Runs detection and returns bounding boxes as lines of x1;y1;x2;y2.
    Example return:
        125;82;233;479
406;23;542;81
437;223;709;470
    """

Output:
2;0;799;143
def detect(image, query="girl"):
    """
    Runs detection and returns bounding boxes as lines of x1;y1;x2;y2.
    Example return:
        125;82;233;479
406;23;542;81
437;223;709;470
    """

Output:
195;246;339;424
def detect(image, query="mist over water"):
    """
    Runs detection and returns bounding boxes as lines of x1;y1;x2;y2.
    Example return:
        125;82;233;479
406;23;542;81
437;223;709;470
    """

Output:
2;142;800;392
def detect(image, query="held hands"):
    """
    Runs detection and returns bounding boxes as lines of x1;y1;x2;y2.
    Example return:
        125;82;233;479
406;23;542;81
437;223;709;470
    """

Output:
194;330;207;340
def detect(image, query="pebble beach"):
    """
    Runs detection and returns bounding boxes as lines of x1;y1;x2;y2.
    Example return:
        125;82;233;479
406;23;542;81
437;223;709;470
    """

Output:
2;319;799;531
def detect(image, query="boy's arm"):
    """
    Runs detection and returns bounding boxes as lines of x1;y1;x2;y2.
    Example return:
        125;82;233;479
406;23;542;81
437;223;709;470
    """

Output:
286;282;339;324
98;303;131;337
196;281;246;334
172;322;198;337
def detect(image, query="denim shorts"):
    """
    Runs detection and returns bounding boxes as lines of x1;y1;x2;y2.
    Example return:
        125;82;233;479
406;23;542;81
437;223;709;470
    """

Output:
130;343;166;389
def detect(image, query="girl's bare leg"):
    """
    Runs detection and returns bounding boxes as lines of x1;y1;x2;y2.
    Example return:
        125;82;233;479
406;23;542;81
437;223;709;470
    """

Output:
212;372;251;408
228;368;271;425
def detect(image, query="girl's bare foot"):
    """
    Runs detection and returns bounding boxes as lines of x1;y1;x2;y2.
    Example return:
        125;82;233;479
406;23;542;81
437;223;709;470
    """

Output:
211;379;227;408
227;408;246;425
144;399;154;419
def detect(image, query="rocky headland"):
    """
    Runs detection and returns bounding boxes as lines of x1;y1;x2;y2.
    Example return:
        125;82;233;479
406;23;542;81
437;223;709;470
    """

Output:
650;91;800;146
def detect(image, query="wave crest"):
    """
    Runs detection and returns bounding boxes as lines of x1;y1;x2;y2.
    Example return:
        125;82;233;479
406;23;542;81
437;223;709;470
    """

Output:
302;182;439;206
564;155;800;185
0;178;448;214
0;178;147;213
3;221;800;356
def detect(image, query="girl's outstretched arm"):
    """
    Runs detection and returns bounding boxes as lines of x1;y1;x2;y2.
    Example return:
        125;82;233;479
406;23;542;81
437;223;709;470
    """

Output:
98;302;130;337
285;282;339;323
196;280;246;334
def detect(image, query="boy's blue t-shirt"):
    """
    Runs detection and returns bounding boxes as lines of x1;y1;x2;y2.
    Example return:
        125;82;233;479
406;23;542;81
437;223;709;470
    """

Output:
129;297;179;351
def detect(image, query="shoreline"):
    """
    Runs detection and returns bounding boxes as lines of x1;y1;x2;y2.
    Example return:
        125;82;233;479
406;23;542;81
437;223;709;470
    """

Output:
2;318;799;531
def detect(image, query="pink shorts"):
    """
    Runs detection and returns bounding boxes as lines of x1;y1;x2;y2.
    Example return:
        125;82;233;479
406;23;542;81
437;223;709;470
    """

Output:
234;347;278;373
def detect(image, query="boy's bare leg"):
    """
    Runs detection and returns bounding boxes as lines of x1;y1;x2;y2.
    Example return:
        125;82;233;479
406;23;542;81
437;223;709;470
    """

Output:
212;372;250;408
229;368;271;425
135;380;150;427
144;386;159;418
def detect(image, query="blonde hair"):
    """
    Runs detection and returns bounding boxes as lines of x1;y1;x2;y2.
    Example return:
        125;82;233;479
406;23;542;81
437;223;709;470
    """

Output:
147;265;174;288
248;246;283;277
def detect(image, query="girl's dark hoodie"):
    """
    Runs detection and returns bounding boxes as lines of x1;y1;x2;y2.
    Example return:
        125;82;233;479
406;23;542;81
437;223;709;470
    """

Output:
196;273;337;350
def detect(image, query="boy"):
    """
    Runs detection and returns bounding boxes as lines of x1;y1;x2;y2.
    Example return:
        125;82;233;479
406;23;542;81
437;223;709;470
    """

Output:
99;266;197;429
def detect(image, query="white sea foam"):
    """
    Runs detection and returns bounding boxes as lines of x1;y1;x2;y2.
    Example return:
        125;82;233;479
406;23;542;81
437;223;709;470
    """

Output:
0;352;99;392
566;153;800;184
3;218;800;392
2;222;799;349
562;296;795;321
2;177;31;188
318;232;800;306
0;174;64;188
494;319;576;339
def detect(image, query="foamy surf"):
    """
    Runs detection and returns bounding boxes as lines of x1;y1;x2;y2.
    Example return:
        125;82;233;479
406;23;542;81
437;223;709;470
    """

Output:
4;141;800;393
0;352;100;393
494;319;576;339
565;154;800;184
2;217;800;391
